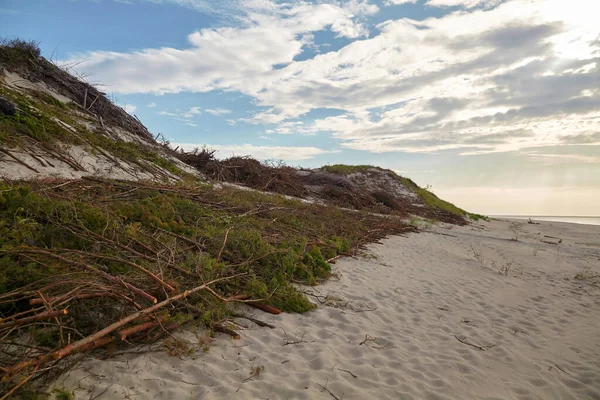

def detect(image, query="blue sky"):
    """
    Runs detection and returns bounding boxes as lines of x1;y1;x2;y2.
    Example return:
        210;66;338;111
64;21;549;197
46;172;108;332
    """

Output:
1;0;599;215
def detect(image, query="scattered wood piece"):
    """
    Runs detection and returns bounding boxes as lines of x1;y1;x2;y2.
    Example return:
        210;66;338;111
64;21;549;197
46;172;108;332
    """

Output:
247;302;281;315
453;334;497;351
541;240;558;245
551;363;570;375
243;365;264;383
214;324;241;340
430;231;458;238
231;313;276;329
0;148;39;173
317;380;343;400
358;334;393;349
217;227;232;261
227;294;251;301
460;318;479;328
336;368;357;378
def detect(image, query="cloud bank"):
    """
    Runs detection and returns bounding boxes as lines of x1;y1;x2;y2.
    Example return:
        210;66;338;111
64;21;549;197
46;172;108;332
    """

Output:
67;0;600;155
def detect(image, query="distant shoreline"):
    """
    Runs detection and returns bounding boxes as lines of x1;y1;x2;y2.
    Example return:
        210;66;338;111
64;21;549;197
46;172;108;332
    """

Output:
491;215;600;226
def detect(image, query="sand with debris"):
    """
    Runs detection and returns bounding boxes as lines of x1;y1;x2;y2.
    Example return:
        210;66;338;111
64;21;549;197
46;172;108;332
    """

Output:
53;219;600;399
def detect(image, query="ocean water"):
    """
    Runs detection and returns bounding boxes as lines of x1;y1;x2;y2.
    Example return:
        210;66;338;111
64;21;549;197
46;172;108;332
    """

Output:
492;216;600;226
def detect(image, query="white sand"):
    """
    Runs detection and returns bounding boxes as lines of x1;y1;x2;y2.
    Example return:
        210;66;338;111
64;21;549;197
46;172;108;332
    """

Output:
52;219;600;399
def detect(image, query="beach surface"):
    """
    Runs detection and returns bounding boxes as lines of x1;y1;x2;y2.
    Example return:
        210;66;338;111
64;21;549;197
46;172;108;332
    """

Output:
53;219;600;399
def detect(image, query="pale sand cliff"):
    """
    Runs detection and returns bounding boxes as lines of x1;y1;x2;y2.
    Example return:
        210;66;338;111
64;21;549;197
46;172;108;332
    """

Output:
53;219;600;399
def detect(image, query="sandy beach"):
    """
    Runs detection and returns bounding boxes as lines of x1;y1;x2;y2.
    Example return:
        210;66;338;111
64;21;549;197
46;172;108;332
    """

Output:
52;219;600;400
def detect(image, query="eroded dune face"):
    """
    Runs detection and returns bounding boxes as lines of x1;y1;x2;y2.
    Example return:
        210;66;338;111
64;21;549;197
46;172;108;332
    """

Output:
56;219;600;400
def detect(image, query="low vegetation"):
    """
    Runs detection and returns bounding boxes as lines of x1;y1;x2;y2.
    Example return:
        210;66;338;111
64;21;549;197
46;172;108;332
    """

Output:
0;178;413;396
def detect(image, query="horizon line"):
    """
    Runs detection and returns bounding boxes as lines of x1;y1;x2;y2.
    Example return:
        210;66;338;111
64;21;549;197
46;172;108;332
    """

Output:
490;215;600;218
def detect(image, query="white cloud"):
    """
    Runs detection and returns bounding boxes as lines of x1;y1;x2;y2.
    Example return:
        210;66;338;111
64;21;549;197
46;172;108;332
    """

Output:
525;152;600;165
64;1;372;93
159;107;202;120
71;0;600;155
171;143;339;160
385;0;418;5
344;0;379;16
123;104;137;113
158;110;179;117
425;0;501;8
147;102;157;108
183;106;202;118
205;108;232;116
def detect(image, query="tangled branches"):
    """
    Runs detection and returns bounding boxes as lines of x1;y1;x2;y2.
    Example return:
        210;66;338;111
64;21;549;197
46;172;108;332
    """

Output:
0;178;413;396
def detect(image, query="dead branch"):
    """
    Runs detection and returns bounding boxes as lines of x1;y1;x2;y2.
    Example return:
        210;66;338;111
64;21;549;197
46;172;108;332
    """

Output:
59;250;176;293
0;148;39;173
337;368;357;378
0;309;67;330
247;302;281;315
317;380;343;400
3;273;245;379
217;227;232;262
2;247;158;304
0;373;35;400
453;335;497;351
213;324;240;340
231;313;275;329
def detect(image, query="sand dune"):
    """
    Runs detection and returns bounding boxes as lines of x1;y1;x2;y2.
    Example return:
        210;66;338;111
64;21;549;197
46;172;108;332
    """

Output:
52;219;600;399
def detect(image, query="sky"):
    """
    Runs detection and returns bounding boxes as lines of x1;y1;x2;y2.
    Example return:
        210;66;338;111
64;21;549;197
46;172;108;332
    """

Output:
1;0;599;216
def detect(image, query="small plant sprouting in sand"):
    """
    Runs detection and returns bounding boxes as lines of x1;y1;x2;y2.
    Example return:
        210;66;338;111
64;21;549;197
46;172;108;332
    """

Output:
52;387;74;400
470;245;486;266
410;216;438;231
163;338;196;357
470;246;523;276
492;257;523;276
574;268;600;286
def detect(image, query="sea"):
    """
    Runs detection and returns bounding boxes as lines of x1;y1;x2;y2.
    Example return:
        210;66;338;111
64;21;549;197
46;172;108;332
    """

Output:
491;216;600;226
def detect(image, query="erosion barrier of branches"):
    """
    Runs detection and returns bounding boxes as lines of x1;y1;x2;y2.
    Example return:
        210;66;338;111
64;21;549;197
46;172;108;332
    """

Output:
174;149;470;225
0;177;414;397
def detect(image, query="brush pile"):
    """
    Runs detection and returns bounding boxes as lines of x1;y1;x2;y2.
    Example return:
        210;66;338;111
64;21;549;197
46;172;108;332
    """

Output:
175;149;469;224
0;177;413;397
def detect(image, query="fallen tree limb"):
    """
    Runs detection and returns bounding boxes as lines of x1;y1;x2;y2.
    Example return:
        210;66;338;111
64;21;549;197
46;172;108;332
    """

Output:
0;309;68;330
1;247;158;304
59;249;176;293
2;272;245;380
